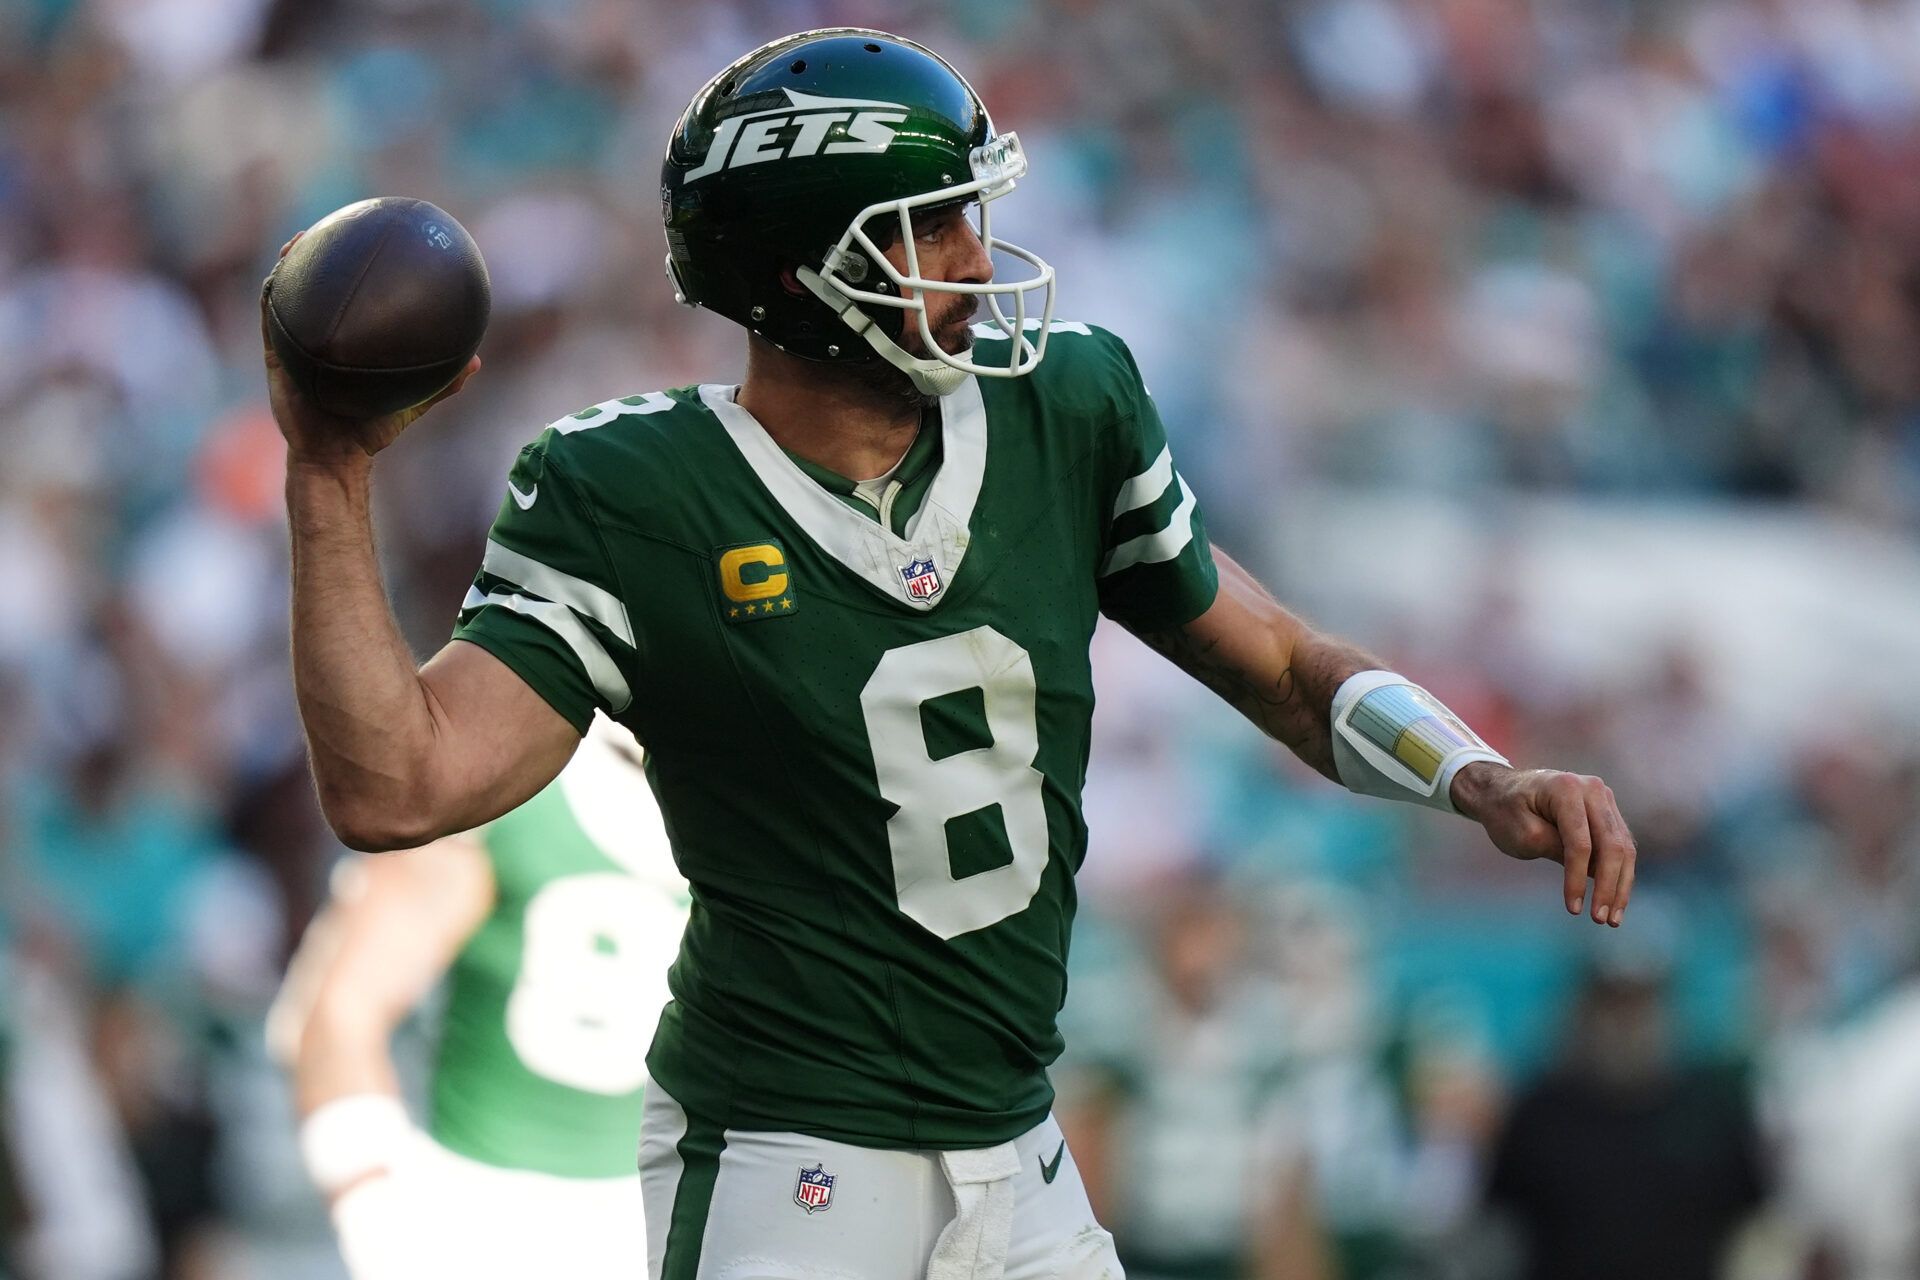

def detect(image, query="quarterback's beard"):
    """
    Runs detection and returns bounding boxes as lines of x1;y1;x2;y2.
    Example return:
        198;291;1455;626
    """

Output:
921;294;980;357
844;298;977;407
841;353;934;408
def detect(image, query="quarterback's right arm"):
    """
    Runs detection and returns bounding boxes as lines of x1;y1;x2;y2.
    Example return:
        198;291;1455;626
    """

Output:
288;495;580;852
267;266;581;851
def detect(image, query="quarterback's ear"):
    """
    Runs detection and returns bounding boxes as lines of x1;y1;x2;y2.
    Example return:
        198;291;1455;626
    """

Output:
777;265;808;297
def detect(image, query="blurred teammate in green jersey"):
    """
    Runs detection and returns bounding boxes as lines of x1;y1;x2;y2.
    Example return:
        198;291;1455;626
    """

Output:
264;26;1637;1280
270;718;686;1279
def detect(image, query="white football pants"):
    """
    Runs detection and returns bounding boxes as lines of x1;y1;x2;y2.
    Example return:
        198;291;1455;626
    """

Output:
330;1129;646;1280
638;1084;1123;1280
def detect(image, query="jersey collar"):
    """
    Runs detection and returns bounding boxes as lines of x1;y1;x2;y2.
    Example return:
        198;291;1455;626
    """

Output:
700;378;986;612
783;407;938;495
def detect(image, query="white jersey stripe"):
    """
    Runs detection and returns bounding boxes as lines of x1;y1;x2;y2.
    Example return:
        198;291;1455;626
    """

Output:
1101;474;1197;577
1110;446;1174;521
482;540;635;648
461;587;632;711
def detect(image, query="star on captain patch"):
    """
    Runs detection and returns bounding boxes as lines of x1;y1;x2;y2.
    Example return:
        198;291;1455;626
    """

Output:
899;554;942;602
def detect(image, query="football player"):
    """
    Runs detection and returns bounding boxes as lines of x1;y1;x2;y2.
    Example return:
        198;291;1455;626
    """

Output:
263;27;1637;1280
267;717;686;1279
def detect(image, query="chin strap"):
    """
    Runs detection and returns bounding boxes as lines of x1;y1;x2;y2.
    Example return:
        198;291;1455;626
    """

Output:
795;266;970;398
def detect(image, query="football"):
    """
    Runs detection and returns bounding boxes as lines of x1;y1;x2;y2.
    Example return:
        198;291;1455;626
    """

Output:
263;196;491;420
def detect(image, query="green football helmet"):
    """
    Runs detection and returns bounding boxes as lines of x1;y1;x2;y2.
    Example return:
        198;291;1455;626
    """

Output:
662;28;1055;396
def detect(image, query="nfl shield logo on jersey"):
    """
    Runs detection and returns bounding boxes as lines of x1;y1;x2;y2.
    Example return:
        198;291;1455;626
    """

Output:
794;1163;835;1214
899;555;942;601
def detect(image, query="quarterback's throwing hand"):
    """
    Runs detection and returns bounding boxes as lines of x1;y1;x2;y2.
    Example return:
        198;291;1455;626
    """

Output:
1450;764;1637;927
260;233;481;467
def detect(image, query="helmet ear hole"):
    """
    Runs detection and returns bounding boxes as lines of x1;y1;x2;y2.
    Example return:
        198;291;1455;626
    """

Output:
777;266;808;297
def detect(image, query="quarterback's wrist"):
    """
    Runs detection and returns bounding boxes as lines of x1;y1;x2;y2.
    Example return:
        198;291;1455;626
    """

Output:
286;447;375;481
285;451;375;523
1447;760;1514;822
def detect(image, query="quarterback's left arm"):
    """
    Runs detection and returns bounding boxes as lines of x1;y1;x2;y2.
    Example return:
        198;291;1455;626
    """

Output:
1133;547;1637;926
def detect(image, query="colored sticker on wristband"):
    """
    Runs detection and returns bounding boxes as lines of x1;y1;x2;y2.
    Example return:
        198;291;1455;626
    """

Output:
1348;685;1482;785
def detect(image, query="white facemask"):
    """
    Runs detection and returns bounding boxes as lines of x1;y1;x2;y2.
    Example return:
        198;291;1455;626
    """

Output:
797;131;1055;397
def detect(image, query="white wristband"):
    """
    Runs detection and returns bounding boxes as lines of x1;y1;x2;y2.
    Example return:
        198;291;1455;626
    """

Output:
299;1094;412;1196
1330;670;1508;814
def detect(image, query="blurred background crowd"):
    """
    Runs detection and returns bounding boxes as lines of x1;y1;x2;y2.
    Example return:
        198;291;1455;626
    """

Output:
3;0;1920;1276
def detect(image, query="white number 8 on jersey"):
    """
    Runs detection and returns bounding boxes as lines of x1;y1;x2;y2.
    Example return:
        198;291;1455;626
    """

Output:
859;626;1050;940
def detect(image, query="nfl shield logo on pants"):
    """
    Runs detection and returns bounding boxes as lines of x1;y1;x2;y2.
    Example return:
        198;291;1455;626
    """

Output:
794;1163;835;1214
900;555;942;601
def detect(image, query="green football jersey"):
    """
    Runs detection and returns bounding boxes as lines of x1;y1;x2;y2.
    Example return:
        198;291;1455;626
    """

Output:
453;323;1217;1148
428;730;689;1177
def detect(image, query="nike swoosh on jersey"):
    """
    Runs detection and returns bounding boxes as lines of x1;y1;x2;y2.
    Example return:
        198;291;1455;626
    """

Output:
508;481;538;510
1038;1140;1065;1184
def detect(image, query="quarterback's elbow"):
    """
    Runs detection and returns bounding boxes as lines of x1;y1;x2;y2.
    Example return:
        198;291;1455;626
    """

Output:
330;823;431;855
317;788;442;854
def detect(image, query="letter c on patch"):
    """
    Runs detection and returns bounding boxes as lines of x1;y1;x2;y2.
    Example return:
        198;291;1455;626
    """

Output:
719;544;788;602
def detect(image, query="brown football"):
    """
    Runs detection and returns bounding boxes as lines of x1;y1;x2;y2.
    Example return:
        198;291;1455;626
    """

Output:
263;197;490;420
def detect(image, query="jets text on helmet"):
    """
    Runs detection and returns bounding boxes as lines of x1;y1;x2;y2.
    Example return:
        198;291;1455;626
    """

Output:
685;91;911;183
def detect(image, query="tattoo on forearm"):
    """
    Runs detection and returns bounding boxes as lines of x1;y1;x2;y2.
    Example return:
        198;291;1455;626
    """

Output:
1138;626;1370;781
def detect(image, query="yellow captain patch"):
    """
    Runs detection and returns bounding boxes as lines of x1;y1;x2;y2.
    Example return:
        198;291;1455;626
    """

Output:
718;541;797;623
